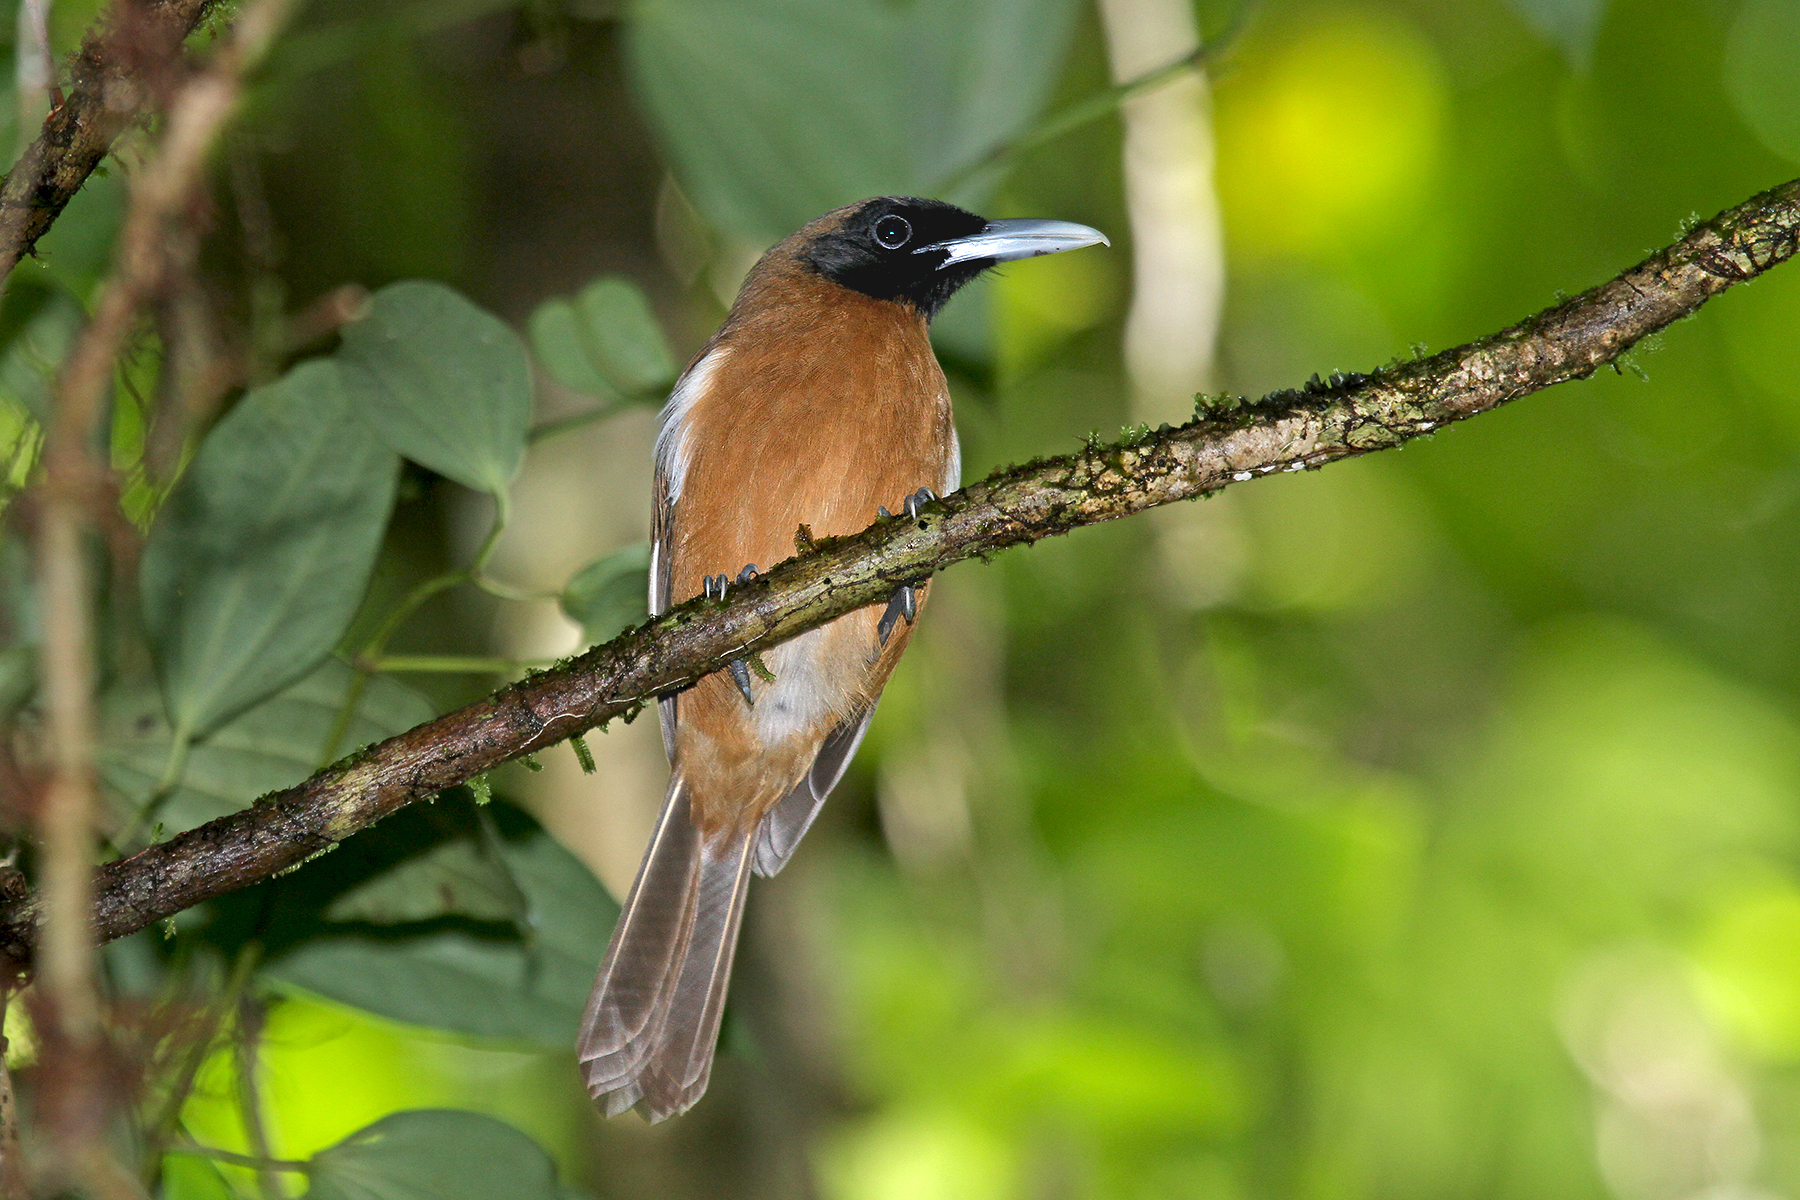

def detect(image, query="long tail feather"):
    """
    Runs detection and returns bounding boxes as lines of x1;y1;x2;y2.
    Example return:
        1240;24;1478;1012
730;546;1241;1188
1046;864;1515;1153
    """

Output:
577;775;756;1122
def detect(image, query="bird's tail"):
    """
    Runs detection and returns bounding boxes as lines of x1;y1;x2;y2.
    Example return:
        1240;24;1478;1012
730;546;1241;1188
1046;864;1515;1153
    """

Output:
577;774;756;1122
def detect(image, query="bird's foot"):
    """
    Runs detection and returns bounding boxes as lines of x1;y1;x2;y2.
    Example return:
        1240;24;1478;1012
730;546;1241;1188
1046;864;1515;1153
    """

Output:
877;583;918;646
872;493;933;646
704;565;762;706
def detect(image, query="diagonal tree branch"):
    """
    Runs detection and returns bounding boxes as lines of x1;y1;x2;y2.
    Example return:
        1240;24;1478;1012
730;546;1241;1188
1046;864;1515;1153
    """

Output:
1;177;1796;969
0;0;224;282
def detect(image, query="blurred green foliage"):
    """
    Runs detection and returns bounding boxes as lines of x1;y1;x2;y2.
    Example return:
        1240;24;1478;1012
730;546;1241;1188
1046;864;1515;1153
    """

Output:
0;0;1797;1197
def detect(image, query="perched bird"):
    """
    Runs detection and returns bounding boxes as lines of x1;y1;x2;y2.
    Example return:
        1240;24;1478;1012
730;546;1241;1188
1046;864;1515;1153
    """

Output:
578;197;1108;1120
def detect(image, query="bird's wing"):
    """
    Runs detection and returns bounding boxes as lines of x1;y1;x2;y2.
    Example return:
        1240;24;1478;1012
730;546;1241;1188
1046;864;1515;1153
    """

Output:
649;343;730;756
752;702;877;877
650;463;678;756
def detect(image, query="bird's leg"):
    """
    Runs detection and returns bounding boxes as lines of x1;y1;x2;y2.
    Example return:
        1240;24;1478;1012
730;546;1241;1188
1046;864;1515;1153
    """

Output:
709;564;761;706
877;489;936;645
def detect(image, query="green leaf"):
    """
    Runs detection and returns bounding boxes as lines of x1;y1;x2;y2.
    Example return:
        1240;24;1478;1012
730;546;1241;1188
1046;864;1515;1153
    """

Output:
1726;0;1800;163
529;277;674;399
574;277;676;393
141;361;400;742
304;1110;572;1200
266;824;618;1046
99;658;435;838
527;299;619;398
561;543;651;645
627;0;1083;241
336;280;533;494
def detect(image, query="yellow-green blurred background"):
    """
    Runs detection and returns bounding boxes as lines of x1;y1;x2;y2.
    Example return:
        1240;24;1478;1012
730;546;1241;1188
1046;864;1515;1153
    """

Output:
11;0;1800;1196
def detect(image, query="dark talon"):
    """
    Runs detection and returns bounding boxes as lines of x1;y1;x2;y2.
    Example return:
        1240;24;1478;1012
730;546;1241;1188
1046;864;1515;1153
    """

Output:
903;488;937;520
728;659;755;706
877;583;918;646
877;505;892;519
737;564;759;583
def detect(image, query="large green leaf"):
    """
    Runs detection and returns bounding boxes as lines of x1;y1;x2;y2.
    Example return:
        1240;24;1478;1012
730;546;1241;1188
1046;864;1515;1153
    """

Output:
304;1110;576;1200
561;543;651;646
141;361;400;743
626;0;1083;241
266;824;617;1047
98;658;435;839
336;281;533;494
529;276;675;399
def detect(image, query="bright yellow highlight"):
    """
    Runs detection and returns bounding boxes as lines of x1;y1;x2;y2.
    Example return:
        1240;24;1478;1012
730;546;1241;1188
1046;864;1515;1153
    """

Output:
1214;10;1446;259
1694;878;1800;1061
818;1110;1014;1200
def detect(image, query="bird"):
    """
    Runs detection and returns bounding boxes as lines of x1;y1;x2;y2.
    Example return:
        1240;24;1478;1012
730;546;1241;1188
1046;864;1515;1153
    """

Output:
577;196;1108;1121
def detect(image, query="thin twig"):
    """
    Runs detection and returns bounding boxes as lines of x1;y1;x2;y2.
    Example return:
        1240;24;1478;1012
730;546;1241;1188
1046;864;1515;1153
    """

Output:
169;1142;308;1174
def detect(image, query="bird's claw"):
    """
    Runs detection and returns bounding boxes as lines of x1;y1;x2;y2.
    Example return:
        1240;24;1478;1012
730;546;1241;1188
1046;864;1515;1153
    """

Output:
903;488;936;520
877;583;918;646
708;564;760;706
704;564;759;602
727;659;755;706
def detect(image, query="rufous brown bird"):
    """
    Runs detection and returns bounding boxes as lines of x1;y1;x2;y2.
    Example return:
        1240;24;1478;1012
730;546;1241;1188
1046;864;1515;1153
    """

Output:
578;196;1107;1120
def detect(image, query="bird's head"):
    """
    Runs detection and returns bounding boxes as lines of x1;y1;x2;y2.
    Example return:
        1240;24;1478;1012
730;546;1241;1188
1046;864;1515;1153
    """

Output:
792;197;1108;320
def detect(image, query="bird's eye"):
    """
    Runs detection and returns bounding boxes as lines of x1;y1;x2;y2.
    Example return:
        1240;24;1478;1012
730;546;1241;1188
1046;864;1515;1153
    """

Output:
873;215;912;250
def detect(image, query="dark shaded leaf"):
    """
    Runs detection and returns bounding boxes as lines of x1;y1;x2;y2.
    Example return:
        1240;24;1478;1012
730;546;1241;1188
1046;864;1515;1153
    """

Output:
140;361;400;742
337;280;533;494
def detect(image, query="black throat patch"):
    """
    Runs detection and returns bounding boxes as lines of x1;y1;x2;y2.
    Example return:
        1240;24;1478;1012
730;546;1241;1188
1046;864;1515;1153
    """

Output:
797;197;992;319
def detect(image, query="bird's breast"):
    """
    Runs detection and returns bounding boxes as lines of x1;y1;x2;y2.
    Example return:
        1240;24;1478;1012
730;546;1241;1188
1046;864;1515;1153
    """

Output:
665;292;956;598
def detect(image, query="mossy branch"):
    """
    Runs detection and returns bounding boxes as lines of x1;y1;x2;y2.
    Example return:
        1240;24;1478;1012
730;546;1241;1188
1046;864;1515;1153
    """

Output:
1;177;1797;966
